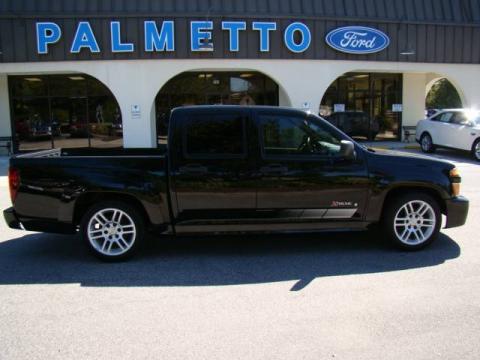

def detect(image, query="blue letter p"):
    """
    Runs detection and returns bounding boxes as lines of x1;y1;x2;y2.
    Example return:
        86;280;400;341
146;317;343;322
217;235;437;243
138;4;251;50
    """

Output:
36;22;62;54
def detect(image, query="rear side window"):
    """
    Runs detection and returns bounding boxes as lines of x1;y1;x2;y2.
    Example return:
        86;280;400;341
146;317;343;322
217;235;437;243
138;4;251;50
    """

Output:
184;113;246;158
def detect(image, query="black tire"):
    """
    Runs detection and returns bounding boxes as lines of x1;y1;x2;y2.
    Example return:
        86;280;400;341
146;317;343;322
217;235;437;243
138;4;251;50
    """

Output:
382;192;441;250
420;133;436;153
80;201;145;261
471;138;480;162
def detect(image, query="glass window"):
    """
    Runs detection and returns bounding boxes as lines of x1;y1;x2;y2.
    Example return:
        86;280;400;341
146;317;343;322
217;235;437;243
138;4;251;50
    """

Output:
450;112;469;125
89;96;123;148
321;73;402;141
260;114;341;157
10;77;48;97
155;71;279;143
432;112;453;122
184;113;245;157
9;74;122;152
49;75;87;97
12;98;52;151
50;97;89;148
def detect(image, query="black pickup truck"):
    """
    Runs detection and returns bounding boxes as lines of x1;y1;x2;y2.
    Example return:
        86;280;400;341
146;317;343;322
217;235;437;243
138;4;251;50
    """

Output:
4;106;469;260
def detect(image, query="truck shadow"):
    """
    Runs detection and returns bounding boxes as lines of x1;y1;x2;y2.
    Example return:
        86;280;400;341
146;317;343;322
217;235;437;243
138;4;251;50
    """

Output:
0;231;460;291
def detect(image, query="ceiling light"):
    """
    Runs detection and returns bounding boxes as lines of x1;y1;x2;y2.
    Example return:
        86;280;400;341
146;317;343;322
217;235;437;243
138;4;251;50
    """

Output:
24;77;42;82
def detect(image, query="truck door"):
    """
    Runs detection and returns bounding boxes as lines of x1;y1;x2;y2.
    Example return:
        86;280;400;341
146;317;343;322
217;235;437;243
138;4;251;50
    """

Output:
170;108;257;228
254;109;370;225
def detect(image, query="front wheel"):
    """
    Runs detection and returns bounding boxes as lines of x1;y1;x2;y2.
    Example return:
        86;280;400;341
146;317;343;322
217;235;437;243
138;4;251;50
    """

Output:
383;193;441;250
420;133;435;153
80;201;145;261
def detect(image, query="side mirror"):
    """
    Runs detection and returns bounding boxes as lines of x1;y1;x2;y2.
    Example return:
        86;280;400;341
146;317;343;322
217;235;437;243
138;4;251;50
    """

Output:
340;140;356;160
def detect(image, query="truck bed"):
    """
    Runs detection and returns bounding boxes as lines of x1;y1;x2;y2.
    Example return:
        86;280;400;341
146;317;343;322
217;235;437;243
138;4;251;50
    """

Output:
9;147;170;233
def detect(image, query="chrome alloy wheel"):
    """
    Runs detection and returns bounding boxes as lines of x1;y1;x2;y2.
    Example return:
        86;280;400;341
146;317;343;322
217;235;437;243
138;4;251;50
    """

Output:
393;200;436;245
421;135;431;151
87;208;136;256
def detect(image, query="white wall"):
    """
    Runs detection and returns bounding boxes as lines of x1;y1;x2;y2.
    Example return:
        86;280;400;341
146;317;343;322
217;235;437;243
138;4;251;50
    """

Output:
402;73;427;134
0;75;11;137
1;59;480;148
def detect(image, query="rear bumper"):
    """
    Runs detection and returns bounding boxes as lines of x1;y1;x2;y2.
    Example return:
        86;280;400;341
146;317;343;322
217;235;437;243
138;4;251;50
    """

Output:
3;207;22;230
3;207;76;234
445;196;469;228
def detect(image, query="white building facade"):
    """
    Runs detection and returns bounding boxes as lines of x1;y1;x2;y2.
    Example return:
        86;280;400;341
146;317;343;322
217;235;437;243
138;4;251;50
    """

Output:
1;0;479;152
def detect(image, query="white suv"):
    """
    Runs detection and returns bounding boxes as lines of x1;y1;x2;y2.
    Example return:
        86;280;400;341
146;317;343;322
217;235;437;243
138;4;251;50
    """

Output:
416;109;480;161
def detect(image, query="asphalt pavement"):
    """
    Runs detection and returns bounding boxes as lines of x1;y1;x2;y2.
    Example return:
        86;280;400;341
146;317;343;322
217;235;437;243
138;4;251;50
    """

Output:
0;148;479;360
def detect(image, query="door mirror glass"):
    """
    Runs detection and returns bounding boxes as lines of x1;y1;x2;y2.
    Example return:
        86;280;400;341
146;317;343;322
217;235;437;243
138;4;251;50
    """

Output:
340;140;355;160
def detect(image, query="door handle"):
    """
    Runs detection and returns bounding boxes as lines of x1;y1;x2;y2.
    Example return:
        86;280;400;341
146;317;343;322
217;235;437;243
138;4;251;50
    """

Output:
260;164;288;174
178;164;208;175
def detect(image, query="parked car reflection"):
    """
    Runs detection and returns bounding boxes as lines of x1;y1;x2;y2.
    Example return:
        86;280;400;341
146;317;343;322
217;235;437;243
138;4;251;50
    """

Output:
325;111;379;141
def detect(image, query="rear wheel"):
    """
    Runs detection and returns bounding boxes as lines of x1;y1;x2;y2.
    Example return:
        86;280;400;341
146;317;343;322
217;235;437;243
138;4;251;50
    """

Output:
383;193;441;250
471;138;480;161
420;133;435;153
80;201;145;261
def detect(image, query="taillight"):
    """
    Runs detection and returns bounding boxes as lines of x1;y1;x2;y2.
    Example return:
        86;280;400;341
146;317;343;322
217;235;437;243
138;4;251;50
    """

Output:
8;167;20;204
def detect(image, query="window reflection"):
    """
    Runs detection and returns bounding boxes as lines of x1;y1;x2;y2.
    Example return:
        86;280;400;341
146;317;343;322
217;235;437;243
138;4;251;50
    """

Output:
9;74;122;152
12;97;52;151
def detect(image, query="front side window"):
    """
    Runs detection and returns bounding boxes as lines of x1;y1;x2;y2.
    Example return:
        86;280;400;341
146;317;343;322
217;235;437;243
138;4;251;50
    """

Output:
450;112;469;125
184;113;245;157
260;114;341;157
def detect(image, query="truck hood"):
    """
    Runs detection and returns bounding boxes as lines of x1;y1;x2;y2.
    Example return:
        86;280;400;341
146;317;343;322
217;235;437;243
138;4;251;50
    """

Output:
364;147;455;169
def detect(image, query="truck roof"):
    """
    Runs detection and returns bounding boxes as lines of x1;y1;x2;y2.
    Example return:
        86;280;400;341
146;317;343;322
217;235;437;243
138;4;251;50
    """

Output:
171;105;310;114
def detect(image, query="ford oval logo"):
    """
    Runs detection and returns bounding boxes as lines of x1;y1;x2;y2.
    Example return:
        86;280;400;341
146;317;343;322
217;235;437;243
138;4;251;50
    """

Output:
325;26;390;54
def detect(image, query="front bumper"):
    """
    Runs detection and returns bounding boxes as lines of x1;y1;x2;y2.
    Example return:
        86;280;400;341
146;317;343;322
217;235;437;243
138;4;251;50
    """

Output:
3;207;22;230
445;196;469;228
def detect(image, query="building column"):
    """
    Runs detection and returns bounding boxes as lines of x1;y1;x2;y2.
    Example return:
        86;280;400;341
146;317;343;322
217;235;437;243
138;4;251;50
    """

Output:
453;71;480;109
98;63;158;148
402;73;427;140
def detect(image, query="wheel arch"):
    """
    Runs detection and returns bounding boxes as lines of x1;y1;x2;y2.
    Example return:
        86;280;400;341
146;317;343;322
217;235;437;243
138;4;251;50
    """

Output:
420;131;433;142
72;192;152;227
381;186;446;219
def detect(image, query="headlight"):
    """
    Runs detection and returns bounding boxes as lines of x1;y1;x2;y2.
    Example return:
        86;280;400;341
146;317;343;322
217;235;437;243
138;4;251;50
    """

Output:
449;167;461;196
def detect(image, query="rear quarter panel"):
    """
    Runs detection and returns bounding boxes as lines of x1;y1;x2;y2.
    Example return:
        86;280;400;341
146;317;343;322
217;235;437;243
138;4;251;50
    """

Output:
11;156;169;225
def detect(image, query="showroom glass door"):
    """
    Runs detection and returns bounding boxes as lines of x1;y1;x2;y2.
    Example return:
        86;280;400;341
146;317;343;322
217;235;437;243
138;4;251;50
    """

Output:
320;73;402;141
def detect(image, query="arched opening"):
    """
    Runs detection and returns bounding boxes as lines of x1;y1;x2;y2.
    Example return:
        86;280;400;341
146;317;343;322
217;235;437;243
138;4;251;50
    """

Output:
320;72;402;141
425;78;463;116
154;71;280;143
9;73;122;152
